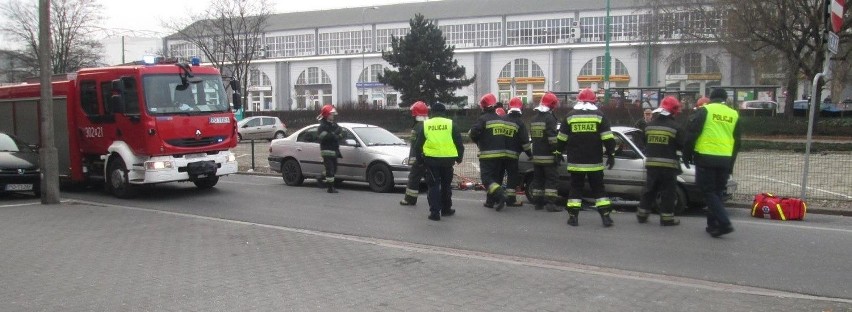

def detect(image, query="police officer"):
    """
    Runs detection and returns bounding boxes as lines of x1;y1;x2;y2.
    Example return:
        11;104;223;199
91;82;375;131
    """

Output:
317;104;343;193
556;88;616;227
529;92;562;212
400;101;430;206
637;96;687;226
684;88;741;237
503;97;532;206
412;103;464;221
469;93;519;211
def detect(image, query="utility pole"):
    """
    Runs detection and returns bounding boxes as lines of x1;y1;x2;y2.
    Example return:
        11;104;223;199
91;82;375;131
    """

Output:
39;0;60;204
603;0;612;105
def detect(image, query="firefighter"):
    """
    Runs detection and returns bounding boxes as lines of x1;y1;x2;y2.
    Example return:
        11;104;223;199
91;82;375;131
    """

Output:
694;96;710;111
556;88;616;227
684;88;742;237
503;97;532;207
317;104;343;193
637;96;687;226
469;93;518;211
412;103;464;221
529;92;562;212
400;101;430;206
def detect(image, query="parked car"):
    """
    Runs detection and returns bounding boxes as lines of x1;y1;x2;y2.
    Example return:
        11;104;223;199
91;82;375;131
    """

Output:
739;100;778;116
518;126;738;215
237;116;287;142
793;99;845;117
268;123;411;192
0;132;40;197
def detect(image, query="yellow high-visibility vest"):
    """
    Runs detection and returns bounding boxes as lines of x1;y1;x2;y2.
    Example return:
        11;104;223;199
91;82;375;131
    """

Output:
423;117;458;157
695;103;738;156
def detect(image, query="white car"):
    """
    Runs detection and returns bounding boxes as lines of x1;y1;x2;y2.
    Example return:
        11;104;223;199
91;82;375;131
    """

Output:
268;122;411;192
237;116;287;142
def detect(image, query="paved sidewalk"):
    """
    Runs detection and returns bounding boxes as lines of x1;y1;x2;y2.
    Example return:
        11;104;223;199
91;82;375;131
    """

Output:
3;202;848;311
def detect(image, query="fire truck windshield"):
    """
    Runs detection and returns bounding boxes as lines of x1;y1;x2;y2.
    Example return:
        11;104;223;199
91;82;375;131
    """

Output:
142;74;229;115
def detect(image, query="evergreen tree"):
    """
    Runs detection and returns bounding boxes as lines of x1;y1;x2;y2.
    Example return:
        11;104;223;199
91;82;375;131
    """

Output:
379;14;475;107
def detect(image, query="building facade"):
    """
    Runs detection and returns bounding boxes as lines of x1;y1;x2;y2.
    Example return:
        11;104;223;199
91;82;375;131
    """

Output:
164;0;745;111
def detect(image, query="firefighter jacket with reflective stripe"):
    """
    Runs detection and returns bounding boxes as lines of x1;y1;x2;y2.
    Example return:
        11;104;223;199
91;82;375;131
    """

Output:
556;109;615;171
529;111;560;164
504;112;531;157
644;114;686;170
685;103;742;169
469;111;520;159
407;120;425;162
318;119;342;157
413;116;465;165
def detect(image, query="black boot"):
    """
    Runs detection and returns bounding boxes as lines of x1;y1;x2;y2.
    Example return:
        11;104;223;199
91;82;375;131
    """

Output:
428;212;441;221
601;215;614;227
660;219;680;226
567;214;578;226
636;214;649;223
327;185;338;193
545;203;563;212
494;190;507;212
441;208;456;216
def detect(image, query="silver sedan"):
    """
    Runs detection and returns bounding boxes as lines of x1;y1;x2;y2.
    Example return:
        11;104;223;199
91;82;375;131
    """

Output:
268;123;411;192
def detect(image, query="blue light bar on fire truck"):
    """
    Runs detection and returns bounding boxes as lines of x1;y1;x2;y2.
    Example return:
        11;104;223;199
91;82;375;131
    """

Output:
191;56;201;66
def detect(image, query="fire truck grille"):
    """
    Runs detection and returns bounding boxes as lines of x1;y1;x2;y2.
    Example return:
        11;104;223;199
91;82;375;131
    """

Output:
166;137;224;147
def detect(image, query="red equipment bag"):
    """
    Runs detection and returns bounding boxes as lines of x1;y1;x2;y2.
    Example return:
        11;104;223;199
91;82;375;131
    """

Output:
751;193;807;221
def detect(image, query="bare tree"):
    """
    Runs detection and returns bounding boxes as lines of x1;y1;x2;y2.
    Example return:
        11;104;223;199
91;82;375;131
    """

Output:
642;0;852;117
163;0;272;104
0;0;104;77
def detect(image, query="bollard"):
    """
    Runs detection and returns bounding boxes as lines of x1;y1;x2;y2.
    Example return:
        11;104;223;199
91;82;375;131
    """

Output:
250;139;256;170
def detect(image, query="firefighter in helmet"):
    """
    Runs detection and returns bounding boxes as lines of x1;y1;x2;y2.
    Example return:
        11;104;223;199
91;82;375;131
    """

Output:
694;96;710;111
556;88;616;227
317;104;343;193
637;96;688;226
529;92;562;212
503;97;532;206
469;93;518;211
400;101;430;206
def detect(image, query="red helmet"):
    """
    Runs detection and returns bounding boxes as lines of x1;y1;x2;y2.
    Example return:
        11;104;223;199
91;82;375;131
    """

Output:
317;104;337;119
495;107;506;117
577;88;597;103
479;93;498;109
695;96;710;110
410;101;429;117
540;92;559;109
508;97;523;110
660;96;683;116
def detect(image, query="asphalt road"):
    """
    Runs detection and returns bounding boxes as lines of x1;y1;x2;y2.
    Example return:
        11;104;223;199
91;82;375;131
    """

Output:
50;174;852;301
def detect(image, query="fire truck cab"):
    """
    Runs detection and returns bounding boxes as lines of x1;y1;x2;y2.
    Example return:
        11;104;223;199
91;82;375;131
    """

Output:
0;58;241;198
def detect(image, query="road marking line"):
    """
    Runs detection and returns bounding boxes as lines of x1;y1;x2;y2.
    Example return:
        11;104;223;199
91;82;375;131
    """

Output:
0;199;75;208
747;174;852;199
64;198;852;304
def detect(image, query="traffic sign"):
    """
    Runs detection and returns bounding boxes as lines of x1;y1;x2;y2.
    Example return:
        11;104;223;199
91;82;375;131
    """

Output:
828;31;840;55
832;0;846;34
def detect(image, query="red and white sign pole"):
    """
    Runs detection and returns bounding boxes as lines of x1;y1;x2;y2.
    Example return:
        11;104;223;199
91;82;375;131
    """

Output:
803;0;847;200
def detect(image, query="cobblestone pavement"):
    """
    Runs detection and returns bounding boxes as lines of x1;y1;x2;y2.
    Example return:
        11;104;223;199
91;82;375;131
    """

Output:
1;201;849;311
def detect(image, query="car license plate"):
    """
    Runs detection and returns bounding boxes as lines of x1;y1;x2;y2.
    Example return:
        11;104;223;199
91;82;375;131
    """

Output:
5;184;33;191
186;153;205;159
209;117;230;124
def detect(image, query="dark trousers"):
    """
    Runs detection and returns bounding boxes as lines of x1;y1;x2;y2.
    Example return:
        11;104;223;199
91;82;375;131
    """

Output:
696;166;732;229
505;159;521;204
567;170;608;214
531;163;559;205
424;158;454;214
479;158;506;203
402;161;427;203
638;167;678;218
322;156;338;183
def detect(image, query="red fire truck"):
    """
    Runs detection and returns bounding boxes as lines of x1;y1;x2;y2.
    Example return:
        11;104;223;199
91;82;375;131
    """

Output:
0;58;242;198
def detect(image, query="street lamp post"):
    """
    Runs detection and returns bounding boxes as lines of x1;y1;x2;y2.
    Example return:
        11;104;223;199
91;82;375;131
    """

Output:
603;0;612;105
361;6;378;105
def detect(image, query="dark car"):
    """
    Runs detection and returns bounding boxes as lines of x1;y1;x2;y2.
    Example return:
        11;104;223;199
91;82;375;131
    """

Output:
0;132;40;197
518;126;737;215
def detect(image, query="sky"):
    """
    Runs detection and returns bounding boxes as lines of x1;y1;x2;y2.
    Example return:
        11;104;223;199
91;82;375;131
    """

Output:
99;0;435;38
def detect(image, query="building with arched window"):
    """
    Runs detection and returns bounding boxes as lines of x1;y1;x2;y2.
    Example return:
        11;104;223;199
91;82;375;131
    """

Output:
165;0;760;110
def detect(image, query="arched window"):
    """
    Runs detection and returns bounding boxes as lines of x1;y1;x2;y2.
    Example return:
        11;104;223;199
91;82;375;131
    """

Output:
577;56;631;88
357;64;400;108
248;69;273;111
665;53;722;92
497;58;546;104
295;67;332;110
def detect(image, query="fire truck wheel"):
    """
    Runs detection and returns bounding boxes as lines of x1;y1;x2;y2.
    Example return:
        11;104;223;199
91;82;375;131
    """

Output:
193;175;219;189
107;157;136;198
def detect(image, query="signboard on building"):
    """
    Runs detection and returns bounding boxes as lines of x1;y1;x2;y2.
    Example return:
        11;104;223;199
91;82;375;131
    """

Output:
356;82;386;89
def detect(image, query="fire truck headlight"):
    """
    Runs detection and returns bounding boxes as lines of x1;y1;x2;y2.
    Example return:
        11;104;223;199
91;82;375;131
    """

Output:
227;154;236;162
145;160;174;170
